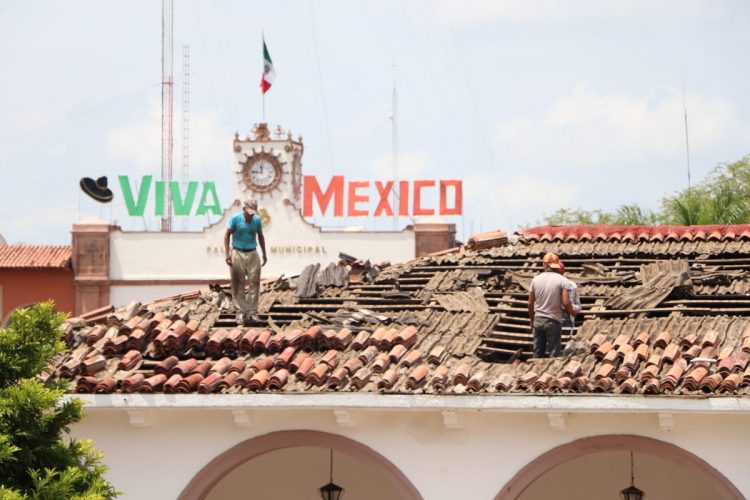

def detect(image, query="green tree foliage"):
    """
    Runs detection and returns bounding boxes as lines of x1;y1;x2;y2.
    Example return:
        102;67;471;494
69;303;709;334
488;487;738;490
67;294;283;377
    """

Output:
0;303;118;499
539;205;658;226
539;207;614;225
538;155;750;226
613;203;659;226
661;156;750;225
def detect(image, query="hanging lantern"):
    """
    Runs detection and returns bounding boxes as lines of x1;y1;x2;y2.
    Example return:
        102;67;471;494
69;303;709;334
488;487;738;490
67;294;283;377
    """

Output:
319;449;345;500
319;481;344;500
620;485;645;500
619;451;645;500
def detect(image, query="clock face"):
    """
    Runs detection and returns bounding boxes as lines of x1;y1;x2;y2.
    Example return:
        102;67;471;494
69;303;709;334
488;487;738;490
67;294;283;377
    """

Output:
250;159;277;187
242;154;282;192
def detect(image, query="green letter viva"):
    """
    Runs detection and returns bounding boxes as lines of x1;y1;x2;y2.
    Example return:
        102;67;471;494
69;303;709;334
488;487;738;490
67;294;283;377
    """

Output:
196;182;222;215
119;175;152;216
170;181;198;216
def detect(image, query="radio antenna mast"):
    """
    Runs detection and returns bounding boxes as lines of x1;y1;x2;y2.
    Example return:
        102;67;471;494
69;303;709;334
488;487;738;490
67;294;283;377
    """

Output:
681;70;692;224
160;0;174;232
682;71;691;192
180;44;190;231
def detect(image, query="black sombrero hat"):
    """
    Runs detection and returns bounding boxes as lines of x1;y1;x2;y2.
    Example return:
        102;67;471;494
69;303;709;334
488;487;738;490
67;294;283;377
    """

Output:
80;176;114;203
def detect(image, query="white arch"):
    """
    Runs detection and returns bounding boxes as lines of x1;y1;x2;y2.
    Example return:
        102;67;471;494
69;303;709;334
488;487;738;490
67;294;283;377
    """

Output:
178;429;423;500
495;434;743;500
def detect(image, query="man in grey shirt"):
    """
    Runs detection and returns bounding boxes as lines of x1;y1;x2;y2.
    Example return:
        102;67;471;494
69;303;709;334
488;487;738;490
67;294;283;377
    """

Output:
528;252;577;358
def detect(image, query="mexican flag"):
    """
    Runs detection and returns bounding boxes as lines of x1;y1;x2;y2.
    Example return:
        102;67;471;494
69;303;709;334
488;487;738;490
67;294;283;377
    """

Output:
260;37;276;94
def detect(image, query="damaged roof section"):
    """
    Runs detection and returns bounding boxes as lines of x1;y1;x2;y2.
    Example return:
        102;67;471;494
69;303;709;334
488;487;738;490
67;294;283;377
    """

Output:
603;260;692;311
49;224;750;396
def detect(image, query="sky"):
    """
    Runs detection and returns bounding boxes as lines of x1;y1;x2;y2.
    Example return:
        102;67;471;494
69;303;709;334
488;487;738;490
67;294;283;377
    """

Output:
1;0;749;245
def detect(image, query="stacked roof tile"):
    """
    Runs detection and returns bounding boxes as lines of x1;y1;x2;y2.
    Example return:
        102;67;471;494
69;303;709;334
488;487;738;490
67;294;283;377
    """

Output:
51;224;750;396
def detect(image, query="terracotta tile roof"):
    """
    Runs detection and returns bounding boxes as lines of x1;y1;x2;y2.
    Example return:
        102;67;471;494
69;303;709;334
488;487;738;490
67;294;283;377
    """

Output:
0;244;72;269
520;224;750;243
50;224;750;396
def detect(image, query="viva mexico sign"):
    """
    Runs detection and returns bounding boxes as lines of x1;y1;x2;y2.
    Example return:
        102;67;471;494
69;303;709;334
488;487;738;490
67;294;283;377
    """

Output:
118;175;462;217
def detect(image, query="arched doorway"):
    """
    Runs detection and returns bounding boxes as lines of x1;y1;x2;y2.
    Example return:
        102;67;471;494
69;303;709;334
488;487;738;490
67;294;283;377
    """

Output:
496;435;742;500
179;430;422;500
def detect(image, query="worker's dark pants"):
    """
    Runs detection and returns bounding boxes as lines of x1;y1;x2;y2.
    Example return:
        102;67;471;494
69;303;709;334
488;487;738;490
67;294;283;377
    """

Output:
533;317;562;358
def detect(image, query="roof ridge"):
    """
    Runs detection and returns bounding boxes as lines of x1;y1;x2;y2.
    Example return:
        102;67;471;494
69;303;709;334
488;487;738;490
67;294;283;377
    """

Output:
520;224;750;243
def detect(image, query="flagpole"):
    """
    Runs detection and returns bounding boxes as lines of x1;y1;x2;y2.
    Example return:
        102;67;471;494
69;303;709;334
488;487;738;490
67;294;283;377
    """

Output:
260;30;275;123
261;30;265;123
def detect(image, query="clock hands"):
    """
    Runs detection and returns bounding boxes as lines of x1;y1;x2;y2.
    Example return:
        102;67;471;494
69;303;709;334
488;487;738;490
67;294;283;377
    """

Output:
243;154;281;192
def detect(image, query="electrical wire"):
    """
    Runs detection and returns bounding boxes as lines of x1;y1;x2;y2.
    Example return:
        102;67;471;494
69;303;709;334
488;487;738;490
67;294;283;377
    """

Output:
307;0;335;175
446;13;512;232
216;4;239;129
192;4;230;128
0;83;160;150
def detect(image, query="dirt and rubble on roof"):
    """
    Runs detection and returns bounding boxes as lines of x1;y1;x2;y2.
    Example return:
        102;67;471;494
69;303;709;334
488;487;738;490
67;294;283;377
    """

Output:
49;225;750;396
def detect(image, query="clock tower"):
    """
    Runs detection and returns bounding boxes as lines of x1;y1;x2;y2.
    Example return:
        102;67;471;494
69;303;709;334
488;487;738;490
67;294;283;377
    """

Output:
232;123;304;223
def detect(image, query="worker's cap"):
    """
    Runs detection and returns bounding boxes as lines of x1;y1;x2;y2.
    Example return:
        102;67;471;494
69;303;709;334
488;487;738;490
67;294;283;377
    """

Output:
243;199;258;215
542;252;561;269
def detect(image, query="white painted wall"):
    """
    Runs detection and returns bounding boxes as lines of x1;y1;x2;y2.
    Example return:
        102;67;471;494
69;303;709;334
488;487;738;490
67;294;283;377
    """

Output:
68;396;750;500
110;224;227;281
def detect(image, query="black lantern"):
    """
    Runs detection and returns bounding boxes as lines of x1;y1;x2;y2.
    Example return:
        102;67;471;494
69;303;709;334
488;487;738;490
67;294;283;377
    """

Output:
319;449;345;500
619;451;645;500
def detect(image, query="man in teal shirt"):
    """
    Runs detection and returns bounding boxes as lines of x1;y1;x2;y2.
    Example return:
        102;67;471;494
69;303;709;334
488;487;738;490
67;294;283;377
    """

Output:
224;199;268;325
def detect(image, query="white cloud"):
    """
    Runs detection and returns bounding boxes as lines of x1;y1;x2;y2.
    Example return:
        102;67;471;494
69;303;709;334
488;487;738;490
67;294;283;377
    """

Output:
181;110;233;176
436;0;580;24
435;0;723;25
339;106;390;144
371;150;430;179
3;203;80;245
494;118;533;142
105;101;231;176
463;173;575;225
493;84;747;171
15;103;76;135
105;100;161;171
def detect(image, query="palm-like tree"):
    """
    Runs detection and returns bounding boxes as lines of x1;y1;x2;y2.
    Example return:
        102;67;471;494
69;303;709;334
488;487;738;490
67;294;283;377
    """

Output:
537;155;750;227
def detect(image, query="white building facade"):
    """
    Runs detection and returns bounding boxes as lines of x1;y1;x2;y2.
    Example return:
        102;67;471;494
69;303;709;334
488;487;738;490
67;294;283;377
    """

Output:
70;394;744;499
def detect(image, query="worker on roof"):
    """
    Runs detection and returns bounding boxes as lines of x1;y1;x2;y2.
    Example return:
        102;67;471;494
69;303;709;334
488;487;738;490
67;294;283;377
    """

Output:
558;260;582;336
528;252;577;358
224;199;268;326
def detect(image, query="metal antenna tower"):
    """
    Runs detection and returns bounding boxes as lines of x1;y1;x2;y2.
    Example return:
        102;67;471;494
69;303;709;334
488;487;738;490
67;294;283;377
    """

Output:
160;0;174;232
180;44;190;231
681;72;692;192
681;69;693;225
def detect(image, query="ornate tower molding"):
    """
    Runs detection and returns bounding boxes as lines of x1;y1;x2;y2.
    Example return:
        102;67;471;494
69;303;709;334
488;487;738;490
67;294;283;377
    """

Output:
72;220;111;314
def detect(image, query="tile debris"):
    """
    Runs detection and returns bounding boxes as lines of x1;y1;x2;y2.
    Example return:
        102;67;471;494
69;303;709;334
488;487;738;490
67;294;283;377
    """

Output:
48;224;750;396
